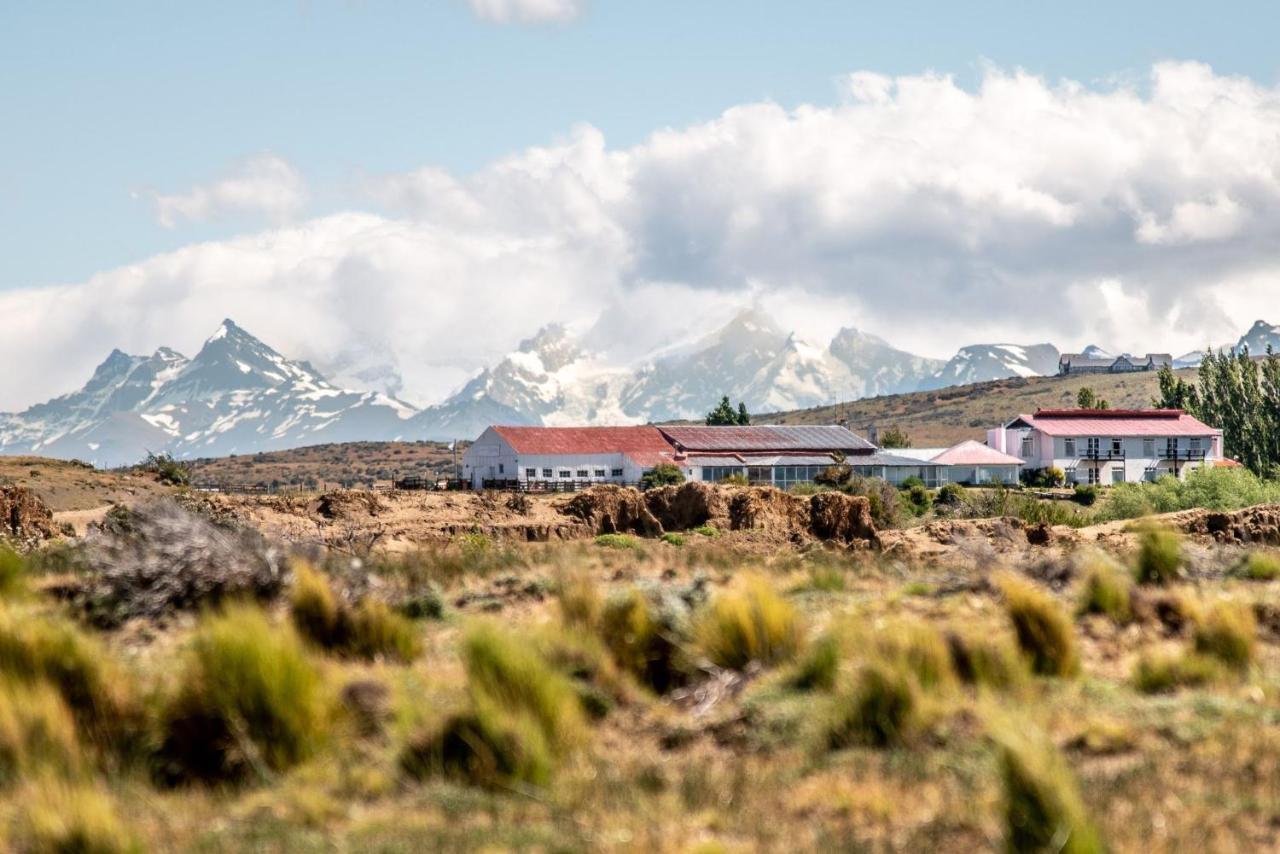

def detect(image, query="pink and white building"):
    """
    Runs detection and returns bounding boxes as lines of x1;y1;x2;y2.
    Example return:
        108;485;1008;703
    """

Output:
987;409;1223;485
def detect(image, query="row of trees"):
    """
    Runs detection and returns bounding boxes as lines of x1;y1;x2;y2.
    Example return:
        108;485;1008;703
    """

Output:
1154;350;1280;476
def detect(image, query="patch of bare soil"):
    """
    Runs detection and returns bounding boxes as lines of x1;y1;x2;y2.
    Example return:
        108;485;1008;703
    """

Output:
1176;504;1280;546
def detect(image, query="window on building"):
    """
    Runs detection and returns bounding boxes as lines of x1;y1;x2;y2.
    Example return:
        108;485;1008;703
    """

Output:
593;469;606;478
1020;435;1033;457
1189;438;1202;453
498;463;504;474
611;468;623;477
576;469;588;478
1111;438;1122;455
558;470;570;479
525;468;537;478
542;468;553;478
1064;438;1076;457
1112;466;1125;484
1165;437;1178;457
1086;437;1100;457
1143;438;1155;457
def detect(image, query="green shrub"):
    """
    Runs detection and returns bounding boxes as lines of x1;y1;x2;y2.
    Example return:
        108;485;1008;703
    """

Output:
1193;602;1255;670
156;605;327;784
142;451;190;487
899;476;926;491
692;525;720;538
595;533;640;550
599;587;692;694
12;779;140;854
999;576;1078;677
0;677;83;785
823;661;919;749
289;563;420;662
640;463;686;489
906;484;933;515
996;726;1104;854
721;473;749;486
1077;556;1133;623
397;587;445;621
1071;485;1100;507
694;576;804;670
660;532;686;547
1232;551;1280;581
1132;649;1221;693
788;634;840;692
936;483;966;506
945;631;1026;692
1134;526;1183;585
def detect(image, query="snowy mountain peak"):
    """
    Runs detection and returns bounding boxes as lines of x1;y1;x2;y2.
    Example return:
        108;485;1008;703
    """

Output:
1236;320;1280;355
1080;344;1114;360
517;324;583;373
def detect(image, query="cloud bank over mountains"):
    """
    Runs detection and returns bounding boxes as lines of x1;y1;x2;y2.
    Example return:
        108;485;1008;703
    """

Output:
5;61;1280;412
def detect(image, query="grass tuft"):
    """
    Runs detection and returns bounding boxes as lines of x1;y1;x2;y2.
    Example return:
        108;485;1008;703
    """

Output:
289;562;420;662
999;576;1078;677
1232;551;1280;581
1077;554;1133;623
787;633;841;692
872;622;954;690
1132;648;1221;693
694;575;804;670
12;779;140;854
822;660;919;749
995;724;1104;854
599;587;692;694
1192;602;1255;670
156;604;328;784
660;532;685;547
555;569;602;630
692;525;720;538
595;533;640;550
1134;526;1183;585
0;677;83;785
945;631;1026;692
0;547;27;599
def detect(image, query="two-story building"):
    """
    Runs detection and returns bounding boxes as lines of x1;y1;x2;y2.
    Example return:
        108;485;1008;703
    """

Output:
1057;353;1173;375
987;409;1222;485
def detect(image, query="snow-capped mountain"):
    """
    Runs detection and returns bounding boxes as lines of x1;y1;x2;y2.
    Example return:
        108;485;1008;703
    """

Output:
828;328;945;399
1235;320;1280;356
1080;344;1114;360
0;320;415;467
917;343;1061;391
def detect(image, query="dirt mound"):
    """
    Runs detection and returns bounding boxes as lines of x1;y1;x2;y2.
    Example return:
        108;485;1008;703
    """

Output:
646;481;729;530
561;485;663;536
1181;504;1280;546
727;488;810;536
808;492;877;546
0;485;56;550
312;490;387;521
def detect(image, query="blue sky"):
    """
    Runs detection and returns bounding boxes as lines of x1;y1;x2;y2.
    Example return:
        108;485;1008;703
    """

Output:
5;0;1279;291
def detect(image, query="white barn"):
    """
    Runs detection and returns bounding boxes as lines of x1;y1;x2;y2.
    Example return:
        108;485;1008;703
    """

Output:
461;426;682;489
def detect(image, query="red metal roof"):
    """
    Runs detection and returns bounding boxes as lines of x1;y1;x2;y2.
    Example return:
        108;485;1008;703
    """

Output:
1017;409;1220;437
929;440;1023;466
658;425;874;453
491;425;673;455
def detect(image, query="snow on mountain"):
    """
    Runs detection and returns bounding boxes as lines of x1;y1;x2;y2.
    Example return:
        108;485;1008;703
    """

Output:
827;328;945;399
917;342;1060;391
1234;320;1280;356
1080;344;1114;360
0;320;416;467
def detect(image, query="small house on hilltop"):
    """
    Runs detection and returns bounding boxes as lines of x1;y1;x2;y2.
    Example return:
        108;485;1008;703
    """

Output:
1058;353;1172;375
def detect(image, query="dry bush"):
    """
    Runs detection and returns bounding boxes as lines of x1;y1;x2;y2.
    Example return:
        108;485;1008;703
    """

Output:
155;605;328;785
1193;602;1256;670
599;586;693;694
1134;526;1183;585
822;660;920;749
0;677;83;785
694;575;804;670
999;576;1079;677
995;724;1104;854
73;501;284;627
1076;553;1133;623
289;562;420;663
10;778;139;854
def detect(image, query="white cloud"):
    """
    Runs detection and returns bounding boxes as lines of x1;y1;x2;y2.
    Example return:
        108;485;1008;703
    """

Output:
467;0;585;25
6;61;1280;412
147;153;307;228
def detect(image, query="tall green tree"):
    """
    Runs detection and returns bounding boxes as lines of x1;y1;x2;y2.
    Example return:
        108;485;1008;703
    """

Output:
878;427;912;449
736;402;751;425
706;396;749;426
1076;387;1109;410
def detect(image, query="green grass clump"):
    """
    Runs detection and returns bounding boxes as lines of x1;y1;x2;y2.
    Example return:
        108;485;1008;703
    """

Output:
1232;551;1280;581
156;605;327;784
290;563;420;662
787;634;840;692
945;631;1027;692
12;779;140;854
0;547;27;598
1132;649;1221;693
694;575;804;670
599;587;692;694
996;725;1104;854
0;603;132;743
872;622;954;691
1134;526;1183;585
1077;555;1133;623
1192;602;1256;670
822;660;919;749
555;569;602;630
0;677;83;785
999;576;1078;677
595;533;641;550
692;525;720;538
401;622;585;788
660;532;685;547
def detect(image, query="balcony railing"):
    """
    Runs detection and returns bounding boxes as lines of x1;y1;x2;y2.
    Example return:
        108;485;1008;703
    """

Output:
1080;449;1126;461
1159;449;1207;461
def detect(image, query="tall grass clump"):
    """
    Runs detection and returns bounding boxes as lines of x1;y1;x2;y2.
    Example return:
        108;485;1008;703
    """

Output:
1134;526;1183;585
11;779;139;854
595;533;640;550
0;547;27;598
156;605;327;784
555;569;602;630
822;660;920;748
694;575;804;670
1132;648;1221;693
995;725;1104;854
400;622;585;788
1232;551;1280;581
0;677;83;785
1076;553;1133;623
872;621;955;691
1193;602;1256;670
998;576;1078;677
944;631;1026;692
0;603;132;743
788;633;840;692
599;586;692;693
289;562;420;662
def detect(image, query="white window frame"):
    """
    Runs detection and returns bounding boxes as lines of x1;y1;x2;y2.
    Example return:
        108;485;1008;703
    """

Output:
1064;438;1076;457
1143;438;1155;457
542;468;553;478
525;468;537;479
558;470;571;479
610;468;623;477
1020;435;1033;457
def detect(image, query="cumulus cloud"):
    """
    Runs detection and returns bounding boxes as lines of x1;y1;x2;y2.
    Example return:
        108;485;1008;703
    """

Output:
467;0;585;25
6;61;1280;411
147;153;308;228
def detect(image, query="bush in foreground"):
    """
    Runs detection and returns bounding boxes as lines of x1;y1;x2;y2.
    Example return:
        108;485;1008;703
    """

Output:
0;677;83;785
1193;602;1256;670
1134;526;1183;585
156;605;327;784
290;563;420;662
999;576;1078;677
788;633;840;692
996;726;1104;854
0;547;27;598
599;586;692;693
11;779;139;854
822;660;920;749
694;575;803;670
945;631;1026;692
